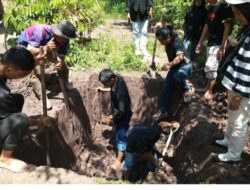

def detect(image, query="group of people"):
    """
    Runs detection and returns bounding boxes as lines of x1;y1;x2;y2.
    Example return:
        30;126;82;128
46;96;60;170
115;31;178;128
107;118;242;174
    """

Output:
0;0;250;182
109;0;250;179
0;20;78;172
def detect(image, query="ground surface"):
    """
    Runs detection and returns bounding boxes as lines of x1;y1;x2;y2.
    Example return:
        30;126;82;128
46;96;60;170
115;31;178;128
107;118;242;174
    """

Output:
1;18;250;184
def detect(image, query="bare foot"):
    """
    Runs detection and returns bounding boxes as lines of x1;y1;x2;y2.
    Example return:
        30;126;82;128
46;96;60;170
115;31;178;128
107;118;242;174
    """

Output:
0;157;27;173
170;121;180;129
111;160;121;170
201;91;212;101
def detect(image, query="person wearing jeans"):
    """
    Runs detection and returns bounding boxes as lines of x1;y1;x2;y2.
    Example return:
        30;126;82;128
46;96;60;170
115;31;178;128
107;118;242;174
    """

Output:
212;0;250;163
153;26;193;120
126;0;152;56
122;121;179;180
97;69;132;170
161;63;192;115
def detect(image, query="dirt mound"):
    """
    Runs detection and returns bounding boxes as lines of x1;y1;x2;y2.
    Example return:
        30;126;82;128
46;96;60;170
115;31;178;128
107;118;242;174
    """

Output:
168;72;250;184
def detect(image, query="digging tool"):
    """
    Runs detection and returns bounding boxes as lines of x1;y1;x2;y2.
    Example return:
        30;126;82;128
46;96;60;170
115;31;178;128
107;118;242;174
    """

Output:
98;90;103;131
39;47;51;166
51;51;70;111
149;31;157;78
158;123;180;166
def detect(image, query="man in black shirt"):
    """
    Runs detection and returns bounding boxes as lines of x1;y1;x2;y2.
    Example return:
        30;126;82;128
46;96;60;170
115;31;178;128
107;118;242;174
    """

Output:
0;46;50;173
183;0;207;63
196;0;233;101
122;121;179;180
153;26;193;120
125;0;152;56
98;69;132;169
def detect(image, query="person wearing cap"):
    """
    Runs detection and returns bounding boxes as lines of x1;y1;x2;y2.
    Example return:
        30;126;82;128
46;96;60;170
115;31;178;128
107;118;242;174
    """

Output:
17;20;78;109
212;0;250;164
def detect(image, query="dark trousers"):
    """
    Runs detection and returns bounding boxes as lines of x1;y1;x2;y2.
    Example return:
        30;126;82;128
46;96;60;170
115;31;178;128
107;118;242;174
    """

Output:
0;94;29;150
160;63;193;114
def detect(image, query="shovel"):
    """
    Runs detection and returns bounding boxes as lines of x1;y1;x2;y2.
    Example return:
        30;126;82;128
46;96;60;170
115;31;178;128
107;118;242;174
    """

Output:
51;51;70;111
39;47;51;166
149;31;157;78
158;122;180;166
98;90;103;132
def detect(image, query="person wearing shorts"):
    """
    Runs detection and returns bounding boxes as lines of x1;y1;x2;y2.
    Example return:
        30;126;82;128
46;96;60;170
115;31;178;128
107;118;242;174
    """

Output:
196;0;233;101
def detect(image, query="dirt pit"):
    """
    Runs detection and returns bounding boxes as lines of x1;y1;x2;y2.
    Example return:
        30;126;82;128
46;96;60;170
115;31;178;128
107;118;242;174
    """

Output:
2;69;250;184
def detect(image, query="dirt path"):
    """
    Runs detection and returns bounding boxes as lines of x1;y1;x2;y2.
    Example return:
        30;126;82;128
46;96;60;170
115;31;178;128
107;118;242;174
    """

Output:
0;166;93;184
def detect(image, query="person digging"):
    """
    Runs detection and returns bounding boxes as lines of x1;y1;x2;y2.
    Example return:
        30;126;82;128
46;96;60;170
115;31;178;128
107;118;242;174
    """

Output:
17;20;78;110
122;120;179;181
97;69;132;170
0;46;50;173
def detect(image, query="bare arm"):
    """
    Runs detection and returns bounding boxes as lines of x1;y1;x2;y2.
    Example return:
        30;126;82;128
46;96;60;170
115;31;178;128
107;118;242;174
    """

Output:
97;87;111;92
217;20;232;60
26;46;40;58
170;53;184;67
161;53;185;71
196;24;208;54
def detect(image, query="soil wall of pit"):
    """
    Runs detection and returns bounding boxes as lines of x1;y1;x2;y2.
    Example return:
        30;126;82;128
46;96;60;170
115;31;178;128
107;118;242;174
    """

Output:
11;71;250;183
12;72;181;183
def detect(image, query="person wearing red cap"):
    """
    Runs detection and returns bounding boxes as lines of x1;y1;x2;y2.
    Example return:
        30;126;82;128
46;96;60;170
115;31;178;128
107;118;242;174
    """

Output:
212;0;250;163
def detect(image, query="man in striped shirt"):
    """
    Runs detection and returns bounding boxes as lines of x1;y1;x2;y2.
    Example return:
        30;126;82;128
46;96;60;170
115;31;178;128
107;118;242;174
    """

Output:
212;0;250;163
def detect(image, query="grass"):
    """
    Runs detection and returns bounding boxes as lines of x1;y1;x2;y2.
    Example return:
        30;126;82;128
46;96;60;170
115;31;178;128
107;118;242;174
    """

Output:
66;35;148;72
100;0;126;20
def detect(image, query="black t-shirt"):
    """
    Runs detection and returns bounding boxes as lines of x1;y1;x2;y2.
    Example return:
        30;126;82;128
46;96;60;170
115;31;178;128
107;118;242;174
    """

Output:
126;124;161;154
184;6;207;41
125;0;152;22
206;2;233;46
165;35;186;65
0;78;20;119
111;76;132;125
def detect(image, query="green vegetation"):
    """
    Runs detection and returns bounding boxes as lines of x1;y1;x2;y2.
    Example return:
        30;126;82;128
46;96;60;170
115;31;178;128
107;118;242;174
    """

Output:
66;36;147;72
101;0;126;19
2;0;215;72
4;0;103;36
154;0;192;28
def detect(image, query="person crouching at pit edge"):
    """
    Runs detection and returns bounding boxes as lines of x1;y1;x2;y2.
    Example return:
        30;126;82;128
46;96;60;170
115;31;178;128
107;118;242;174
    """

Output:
153;25;193;121
121;120;179;181
0;46;50;173
97;69;132;170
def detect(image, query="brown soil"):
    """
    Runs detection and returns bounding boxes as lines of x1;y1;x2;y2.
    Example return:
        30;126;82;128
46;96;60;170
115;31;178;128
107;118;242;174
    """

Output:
0;165;92;184
1;19;250;184
2;67;250;184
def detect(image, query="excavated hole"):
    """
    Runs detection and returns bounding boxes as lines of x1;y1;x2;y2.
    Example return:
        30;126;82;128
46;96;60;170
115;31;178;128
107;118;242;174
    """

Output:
10;71;250;184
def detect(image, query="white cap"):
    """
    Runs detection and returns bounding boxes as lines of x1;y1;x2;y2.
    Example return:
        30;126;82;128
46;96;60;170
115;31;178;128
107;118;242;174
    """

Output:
226;0;250;4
